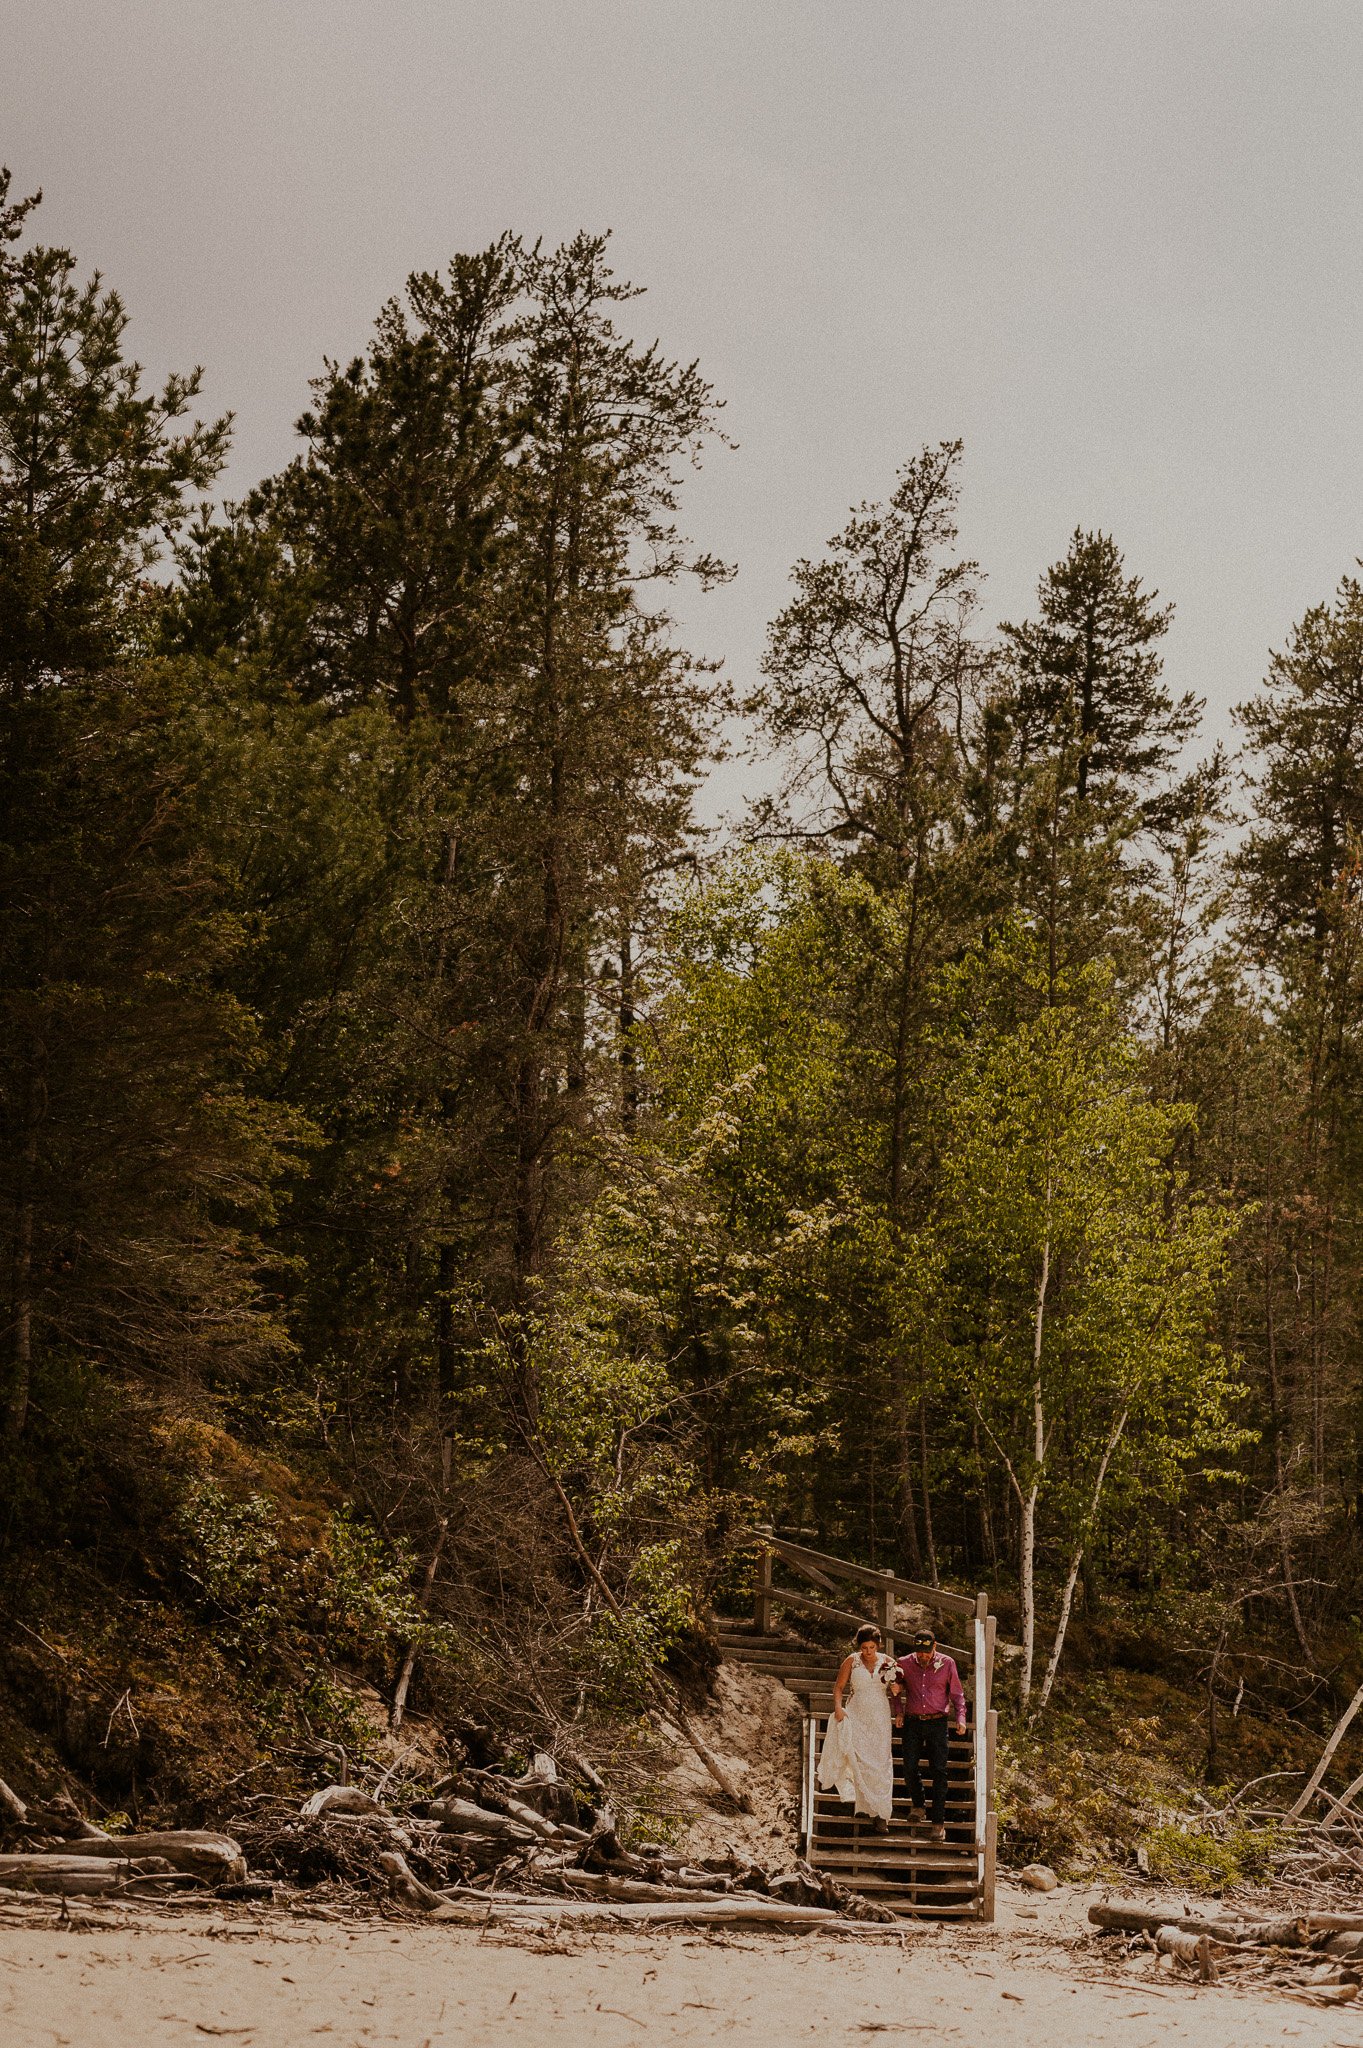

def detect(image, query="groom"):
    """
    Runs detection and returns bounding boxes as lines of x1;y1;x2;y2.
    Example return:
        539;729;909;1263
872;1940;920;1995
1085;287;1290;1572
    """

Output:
891;1627;966;1841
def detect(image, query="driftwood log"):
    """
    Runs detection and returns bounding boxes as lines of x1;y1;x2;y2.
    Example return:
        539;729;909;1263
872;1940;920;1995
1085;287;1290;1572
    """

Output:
0;1853;180;1895
427;1796;539;1844
63;1832;245;1883
1089;1901;1308;1946
378;1861;893;1933
1153;1926;1218;1981
301;1786;382;1820
554;1871;733;1904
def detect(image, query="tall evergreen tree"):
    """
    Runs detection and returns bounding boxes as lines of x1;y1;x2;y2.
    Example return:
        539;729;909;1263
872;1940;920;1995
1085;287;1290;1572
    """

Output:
995;529;1196;986
1238;575;1363;953
0;184;226;694
1000;528;1192;819
0;189;292;1442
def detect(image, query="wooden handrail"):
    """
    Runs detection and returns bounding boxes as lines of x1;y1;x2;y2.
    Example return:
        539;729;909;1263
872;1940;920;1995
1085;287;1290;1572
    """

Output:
759;1583;867;1633
753;1530;979;1619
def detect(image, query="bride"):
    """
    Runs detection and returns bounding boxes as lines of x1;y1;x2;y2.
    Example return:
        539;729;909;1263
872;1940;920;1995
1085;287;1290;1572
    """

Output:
816;1623;896;1832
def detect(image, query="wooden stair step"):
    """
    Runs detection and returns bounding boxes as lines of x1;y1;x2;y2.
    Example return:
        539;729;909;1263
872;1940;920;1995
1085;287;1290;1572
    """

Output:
816;1848;976;1861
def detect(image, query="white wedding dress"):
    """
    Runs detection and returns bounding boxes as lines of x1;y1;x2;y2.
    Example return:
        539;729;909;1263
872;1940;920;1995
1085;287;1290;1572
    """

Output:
816;1650;895;1820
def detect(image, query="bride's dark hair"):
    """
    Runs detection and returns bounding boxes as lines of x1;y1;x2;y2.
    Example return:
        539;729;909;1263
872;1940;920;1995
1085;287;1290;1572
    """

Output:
854;1624;883;1646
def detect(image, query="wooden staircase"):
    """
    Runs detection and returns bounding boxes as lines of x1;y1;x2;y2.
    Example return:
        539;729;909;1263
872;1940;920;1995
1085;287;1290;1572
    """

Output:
717;1532;997;1921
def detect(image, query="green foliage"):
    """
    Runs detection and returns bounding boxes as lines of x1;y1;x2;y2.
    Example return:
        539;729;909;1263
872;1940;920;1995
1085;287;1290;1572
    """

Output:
1141;1819;1282;1892
0;182;227;690
174;1480;441;1676
10;169;1363;1820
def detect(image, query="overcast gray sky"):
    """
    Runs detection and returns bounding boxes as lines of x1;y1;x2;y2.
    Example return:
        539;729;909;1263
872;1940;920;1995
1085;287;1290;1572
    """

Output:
5;1;1361;814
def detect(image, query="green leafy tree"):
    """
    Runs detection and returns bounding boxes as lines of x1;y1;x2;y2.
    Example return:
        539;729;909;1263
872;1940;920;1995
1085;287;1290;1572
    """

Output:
750;447;1003;1569
933;926;1242;1708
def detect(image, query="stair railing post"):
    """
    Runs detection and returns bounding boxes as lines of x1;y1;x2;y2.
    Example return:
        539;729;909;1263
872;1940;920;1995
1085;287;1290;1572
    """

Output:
982;1709;998;1921
753;1526;774;1637
877;1570;895;1656
973;1590;991;1918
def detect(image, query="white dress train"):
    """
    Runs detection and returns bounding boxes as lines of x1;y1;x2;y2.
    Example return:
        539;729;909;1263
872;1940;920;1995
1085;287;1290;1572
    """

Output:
816;1650;895;1821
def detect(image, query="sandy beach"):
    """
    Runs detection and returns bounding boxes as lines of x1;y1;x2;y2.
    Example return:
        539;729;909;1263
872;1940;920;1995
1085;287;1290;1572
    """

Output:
3;1885;1361;2048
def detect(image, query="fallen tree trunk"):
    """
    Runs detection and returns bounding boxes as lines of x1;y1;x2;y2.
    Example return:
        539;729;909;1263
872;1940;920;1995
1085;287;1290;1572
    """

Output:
1154;1926;1218;1982
658;1701;754;1815
301;1786;382;1820
427;1796;539;1844
416;1894;892;1931
554;1871;733;1904
65;1832;245;1883
1089;1903;1238;1939
378;1850;891;1930
0;1853;178;1895
0;1778;27;1828
1290;1680;1363;1819
376;1852;445;1912
1315;1931;1363;1960
1089;1901;1308;1946
454;1770;588;1843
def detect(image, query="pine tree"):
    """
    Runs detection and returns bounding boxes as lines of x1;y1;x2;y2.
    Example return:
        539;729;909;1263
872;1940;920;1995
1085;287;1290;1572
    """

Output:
0;185;225;694
1000;528;1192;819
1238;575;1363;954
0;189;292;1442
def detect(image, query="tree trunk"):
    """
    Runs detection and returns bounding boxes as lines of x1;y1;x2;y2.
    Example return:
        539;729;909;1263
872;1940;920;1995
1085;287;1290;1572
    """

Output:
5;1066;40;1441
887;922;919;1217
1263;1227;1313;1661
390;1514;450;1734
1289;1678;1363;1819
618;926;638;1131
1033;1399;1130;1715
893;1362;924;1576
1018;1213;1051;1709
918;1388;939;1587
435;1242;457;1404
1018;1479;1039;1709
972;1417;997;1572
1203;1620;1229;1781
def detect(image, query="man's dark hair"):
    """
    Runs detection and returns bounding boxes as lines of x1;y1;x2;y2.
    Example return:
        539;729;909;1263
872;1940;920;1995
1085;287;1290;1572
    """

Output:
854;1623;883;1646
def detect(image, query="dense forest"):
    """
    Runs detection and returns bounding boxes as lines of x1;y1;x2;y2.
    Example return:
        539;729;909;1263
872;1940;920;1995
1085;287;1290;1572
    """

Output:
4;171;1363;1818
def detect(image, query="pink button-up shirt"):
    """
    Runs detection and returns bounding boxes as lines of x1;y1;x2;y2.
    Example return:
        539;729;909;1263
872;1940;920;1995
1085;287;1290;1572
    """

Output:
893;1650;966;1723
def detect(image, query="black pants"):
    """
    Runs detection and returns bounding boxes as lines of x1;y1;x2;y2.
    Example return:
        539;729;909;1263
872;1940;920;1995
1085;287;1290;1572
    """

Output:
900;1715;951;1823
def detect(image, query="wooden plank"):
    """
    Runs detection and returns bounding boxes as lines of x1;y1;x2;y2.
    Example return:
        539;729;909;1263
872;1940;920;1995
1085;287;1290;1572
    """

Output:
780;1549;840;1596
757;1534;978;1617
981;1809;997;1924
763;1582;865;1632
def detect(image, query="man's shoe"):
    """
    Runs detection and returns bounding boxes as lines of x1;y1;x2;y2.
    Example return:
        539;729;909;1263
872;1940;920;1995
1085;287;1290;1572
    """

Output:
907;1805;926;1825
929;1822;946;1842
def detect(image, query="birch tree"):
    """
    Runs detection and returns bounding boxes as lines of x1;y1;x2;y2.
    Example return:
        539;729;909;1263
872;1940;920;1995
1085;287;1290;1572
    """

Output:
934;926;1242;1709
